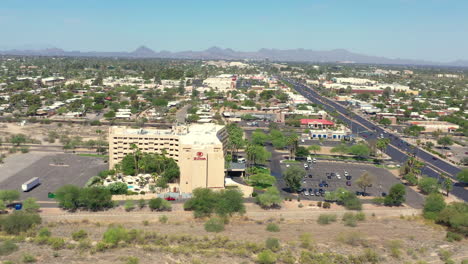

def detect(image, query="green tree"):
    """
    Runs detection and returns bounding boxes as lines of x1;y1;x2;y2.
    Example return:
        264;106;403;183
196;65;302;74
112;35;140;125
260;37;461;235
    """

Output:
423;193;446;220
256;186;283;208
283;166;305;192
246;144;271;167
442;177;453;196
308;144;321;155
183;188;217;218
355;171;374;194
22;197;40;213
103;110;116;120
214;189;245;217
456;169;468;183
376;138;390;155
331;144;349;155
384;184;406;206
148;198;171;211
379;118;392;126
418;177;439;194
10;134;27;146
78;186;113;211
251;129;269;146
437;136;453;150
248;173;276;188
54;185;81;211
0;190;20;203
295;146;310;158
349;144;370;158
107;182;128;195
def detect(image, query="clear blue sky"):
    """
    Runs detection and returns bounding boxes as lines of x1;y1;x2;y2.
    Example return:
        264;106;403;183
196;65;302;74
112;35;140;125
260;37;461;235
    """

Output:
1;0;467;62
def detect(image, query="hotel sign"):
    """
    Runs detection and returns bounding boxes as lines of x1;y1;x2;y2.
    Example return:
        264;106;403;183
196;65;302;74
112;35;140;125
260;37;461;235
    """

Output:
194;152;206;160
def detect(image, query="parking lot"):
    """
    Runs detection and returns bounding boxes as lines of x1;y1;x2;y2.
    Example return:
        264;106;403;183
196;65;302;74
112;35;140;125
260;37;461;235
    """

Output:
281;161;425;208
0;153;107;201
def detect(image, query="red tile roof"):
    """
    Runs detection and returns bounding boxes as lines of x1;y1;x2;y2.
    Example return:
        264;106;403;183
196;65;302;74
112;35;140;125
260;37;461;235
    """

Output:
300;119;334;125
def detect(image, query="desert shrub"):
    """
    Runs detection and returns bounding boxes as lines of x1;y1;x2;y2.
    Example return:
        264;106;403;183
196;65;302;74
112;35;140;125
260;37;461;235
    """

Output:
342;212;358;227
159;215;168;224
103;225;129;246
317;201;322;207
355;212;366;221
22;253;37;263
124;200;135;212
317;214;337;225
436;202;468;236
138;199;146;209
257;249;277;264
337;231;368;247
266;223;280;232
386;240;403;259
125;256;139;264
204;217;225;233
148;198;171;211
322;202;331;208
142;220;149;226
446;231;462;242
361;248;380;263
0;212;41;234
95;241;108;252
72;230;88;241
0;240;18;256
299;233;314;249
48;237;65;250
372;197;385;205
265;238;280;252
37;227;51;237
423;193;446;220
439;249;453;263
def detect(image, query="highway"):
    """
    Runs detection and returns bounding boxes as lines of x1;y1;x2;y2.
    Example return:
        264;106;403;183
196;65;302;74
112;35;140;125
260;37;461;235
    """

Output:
283;78;468;202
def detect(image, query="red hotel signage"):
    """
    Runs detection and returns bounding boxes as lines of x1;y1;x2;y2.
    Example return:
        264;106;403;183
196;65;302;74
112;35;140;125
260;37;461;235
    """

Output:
194;152;206;160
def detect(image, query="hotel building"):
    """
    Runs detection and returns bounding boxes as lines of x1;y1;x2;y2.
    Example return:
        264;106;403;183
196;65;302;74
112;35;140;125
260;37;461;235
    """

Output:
109;124;228;193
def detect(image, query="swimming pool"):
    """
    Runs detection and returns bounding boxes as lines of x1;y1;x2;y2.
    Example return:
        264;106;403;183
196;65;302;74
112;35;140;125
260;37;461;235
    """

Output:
127;185;134;189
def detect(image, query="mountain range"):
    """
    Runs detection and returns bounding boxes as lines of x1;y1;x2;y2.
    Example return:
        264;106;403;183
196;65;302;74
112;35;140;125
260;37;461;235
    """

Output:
1;45;467;67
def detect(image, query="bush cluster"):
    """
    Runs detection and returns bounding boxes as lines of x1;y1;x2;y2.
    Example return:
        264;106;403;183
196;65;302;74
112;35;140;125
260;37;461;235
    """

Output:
54;185;113;211
317;214;337;225
184;188;245;218
0;211;41;234
148;198;171;211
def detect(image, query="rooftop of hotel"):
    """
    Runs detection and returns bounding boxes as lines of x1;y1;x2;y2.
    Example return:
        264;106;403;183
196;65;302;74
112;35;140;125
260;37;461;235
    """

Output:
110;123;224;145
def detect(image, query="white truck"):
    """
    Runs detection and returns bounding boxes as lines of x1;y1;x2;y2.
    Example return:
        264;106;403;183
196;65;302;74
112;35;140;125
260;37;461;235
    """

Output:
22;177;40;192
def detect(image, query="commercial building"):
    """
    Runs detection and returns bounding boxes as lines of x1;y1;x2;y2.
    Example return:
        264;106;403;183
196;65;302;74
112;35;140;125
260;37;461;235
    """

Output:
203;74;236;91
300;119;335;129
406;121;460;134
109;124;228;194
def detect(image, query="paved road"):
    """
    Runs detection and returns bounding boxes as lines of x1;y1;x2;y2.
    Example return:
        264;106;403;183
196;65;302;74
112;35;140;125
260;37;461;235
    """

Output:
283;78;468;201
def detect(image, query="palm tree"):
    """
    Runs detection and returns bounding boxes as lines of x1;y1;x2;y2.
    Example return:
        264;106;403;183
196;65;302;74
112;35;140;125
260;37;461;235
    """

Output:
286;134;298;160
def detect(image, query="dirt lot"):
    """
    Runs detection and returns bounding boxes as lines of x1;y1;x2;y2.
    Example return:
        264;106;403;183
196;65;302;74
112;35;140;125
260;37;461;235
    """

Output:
0;122;109;145
1;205;467;264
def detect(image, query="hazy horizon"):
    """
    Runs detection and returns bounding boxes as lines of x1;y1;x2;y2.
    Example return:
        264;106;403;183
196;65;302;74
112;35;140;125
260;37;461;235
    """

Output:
1;0;467;62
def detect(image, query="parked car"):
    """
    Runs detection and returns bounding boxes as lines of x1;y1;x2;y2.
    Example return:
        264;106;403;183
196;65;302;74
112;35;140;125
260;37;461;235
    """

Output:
308;174;313;178
344;171;349;177
308;188;314;196
346;181;352;186
304;163;309;169
336;174;341;180
346;176;352;180
164;197;176;201
304;190;309;196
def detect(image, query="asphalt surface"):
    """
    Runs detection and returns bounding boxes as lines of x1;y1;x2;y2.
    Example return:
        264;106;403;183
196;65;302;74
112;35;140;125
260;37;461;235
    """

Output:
0;153;107;201
283;162;425;208
283;78;468;201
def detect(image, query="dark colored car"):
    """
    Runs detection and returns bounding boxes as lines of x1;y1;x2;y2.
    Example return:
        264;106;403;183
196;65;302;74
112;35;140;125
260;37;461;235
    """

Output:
346;181;352;186
308;174;313;178
346;176;352;180
381;192;387;197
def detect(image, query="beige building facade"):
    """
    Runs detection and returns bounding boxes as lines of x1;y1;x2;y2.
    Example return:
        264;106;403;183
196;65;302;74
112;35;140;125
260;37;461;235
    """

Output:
109;124;228;194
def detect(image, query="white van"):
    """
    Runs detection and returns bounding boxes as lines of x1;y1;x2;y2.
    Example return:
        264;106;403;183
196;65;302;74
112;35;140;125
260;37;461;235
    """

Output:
238;158;246;163
307;156;312;163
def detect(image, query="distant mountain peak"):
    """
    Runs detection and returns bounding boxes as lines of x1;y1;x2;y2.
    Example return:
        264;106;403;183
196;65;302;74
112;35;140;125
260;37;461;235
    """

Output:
132;46;156;56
